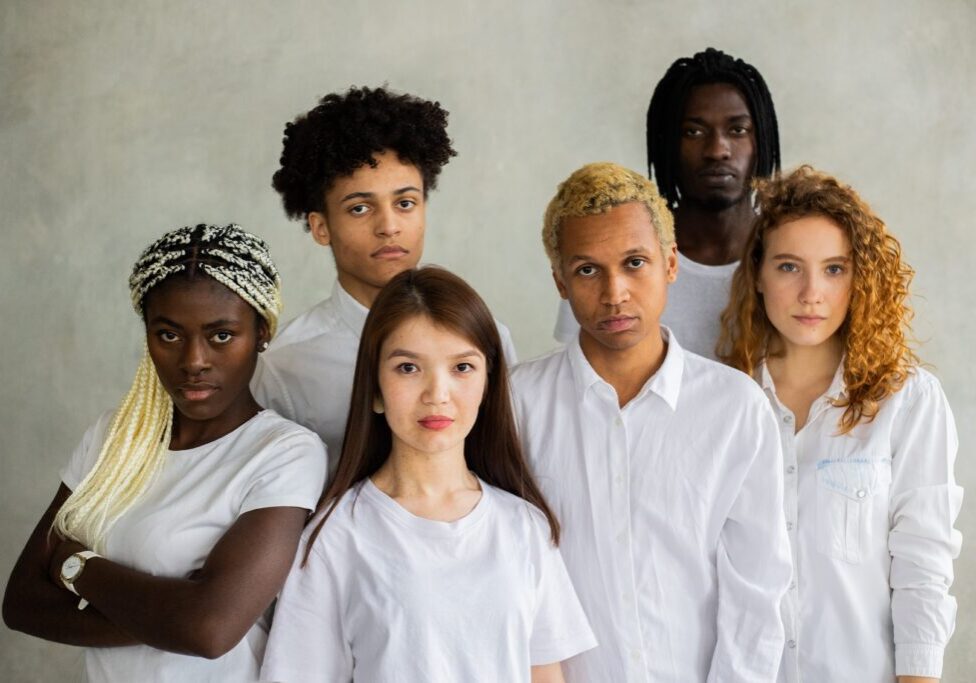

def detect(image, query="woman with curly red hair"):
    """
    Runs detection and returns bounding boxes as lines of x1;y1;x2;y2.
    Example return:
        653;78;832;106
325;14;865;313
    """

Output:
718;166;962;683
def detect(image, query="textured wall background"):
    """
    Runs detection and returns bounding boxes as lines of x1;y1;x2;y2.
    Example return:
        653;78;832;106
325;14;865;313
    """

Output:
2;0;973;679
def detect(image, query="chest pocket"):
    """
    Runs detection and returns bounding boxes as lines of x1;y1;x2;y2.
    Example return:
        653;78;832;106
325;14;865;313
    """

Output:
815;458;891;563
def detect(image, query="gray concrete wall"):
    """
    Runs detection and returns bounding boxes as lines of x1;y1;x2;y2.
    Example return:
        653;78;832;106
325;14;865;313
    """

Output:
2;0;973;679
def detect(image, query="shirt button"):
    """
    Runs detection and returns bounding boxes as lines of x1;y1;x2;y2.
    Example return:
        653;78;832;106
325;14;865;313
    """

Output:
790;581;797;590
784;415;793;424
614;475;624;486
856;488;867;499
616;531;627;544
631;648;641;662
787;639;797;649
786;465;796;474
786;521;794;531
614;417;623;427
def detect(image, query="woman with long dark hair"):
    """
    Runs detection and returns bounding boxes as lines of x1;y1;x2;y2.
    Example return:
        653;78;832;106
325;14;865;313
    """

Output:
718;167;962;683
262;267;595;683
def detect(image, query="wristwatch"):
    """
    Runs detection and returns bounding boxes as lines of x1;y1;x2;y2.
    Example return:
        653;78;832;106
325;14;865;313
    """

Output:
60;550;100;610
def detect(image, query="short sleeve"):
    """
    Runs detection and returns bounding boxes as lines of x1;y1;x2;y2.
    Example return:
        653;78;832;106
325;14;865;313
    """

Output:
251;355;298;422
527;510;597;666
239;423;328;514
260;528;353;683
60;410;115;491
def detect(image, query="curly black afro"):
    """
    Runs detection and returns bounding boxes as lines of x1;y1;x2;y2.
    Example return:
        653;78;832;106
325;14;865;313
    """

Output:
272;86;457;230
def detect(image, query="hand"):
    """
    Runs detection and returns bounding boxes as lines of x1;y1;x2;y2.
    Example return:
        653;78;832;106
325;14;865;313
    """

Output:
48;538;88;589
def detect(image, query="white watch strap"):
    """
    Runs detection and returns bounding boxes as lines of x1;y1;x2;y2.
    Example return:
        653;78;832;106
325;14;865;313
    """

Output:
64;550;101;606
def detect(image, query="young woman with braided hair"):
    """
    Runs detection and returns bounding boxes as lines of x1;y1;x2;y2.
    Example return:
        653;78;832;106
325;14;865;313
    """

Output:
3;224;326;682
718;167;962;683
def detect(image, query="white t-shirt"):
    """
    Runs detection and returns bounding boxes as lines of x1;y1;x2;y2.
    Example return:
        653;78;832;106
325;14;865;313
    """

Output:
511;329;792;682
759;363;963;682
252;280;518;474
552;253;737;360
61;409;328;683
261;478;597;683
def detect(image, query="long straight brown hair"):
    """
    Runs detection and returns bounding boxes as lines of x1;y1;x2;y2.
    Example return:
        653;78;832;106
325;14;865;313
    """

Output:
304;267;559;562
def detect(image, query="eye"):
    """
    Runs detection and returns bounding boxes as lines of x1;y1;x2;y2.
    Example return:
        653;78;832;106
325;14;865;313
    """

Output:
397;198;417;210
455;362;476;373
396;362;418;374
626;258;646;269
211;331;233;344
348;204;369;216
826;264;847;276
776;262;799;273
682;126;704;138
158;330;180;343
576;264;597;277
729;124;752;136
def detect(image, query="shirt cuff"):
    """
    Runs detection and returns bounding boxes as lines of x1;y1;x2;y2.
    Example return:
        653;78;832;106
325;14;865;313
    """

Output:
895;643;944;678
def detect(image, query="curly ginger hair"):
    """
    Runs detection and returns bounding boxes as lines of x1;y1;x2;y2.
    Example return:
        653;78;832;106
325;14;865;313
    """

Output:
718;166;918;433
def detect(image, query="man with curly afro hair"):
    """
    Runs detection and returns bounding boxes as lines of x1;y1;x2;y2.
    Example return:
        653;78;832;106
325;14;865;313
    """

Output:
251;86;517;467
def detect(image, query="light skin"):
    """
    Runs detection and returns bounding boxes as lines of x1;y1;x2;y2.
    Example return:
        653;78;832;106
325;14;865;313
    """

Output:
554;201;678;406
307;150;425;308
368;315;565;682
2;277;308;658
759;215;852;431
674;82;758;266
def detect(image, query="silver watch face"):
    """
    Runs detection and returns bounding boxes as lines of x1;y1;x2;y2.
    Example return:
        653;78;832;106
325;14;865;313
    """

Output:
62;555;83;581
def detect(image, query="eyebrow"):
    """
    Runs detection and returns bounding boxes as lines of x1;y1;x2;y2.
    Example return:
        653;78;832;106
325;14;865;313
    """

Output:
770;253;851;262
339;186;422;203
386;348;482;360
567;247;650;263
148;317;241;329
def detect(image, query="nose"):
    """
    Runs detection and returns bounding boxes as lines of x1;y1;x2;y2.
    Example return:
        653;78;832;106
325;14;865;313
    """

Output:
601;271;630;307
703;131;731;160
374;205;402;238
180;336;211;376
799;273;824;305
422;369;450;406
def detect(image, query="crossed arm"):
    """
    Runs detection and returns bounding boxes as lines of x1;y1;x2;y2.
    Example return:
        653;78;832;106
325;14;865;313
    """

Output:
3;483;308;658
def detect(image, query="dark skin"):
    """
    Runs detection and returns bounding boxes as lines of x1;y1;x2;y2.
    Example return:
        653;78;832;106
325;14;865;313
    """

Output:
673;82;758;266
3;277;309;659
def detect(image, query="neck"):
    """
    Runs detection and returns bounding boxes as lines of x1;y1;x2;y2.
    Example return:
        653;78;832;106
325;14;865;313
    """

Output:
371;440;477;499
337;273;380;309
673;197;755;265
766;335;844;389
170;395;261;450
578;326;667;407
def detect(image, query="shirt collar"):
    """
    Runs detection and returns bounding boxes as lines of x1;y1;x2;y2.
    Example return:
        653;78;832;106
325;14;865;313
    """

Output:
333;280;370;336
565;325;684;411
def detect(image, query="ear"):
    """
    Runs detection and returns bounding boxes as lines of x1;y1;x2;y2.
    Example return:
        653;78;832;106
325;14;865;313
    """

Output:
664;243;678;283
307;211;332;247
372;395;385;414
552;268;569;300
256;319;271;352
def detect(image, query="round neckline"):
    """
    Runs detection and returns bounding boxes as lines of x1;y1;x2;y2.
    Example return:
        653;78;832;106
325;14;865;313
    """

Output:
362;476;491;538
168;409;268;455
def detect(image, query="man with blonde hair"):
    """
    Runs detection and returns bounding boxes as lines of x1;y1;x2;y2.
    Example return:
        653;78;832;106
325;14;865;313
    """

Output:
511;162;792;682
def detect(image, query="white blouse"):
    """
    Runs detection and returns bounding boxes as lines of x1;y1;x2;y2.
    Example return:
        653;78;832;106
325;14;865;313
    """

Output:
759;362;963;682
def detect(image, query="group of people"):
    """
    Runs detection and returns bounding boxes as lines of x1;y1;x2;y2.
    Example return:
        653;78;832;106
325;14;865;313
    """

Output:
2;48;962;683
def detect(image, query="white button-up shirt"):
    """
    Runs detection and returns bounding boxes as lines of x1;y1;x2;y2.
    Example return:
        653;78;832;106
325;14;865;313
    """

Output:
511;330;792;682
252;280;517;473
760;362;963;682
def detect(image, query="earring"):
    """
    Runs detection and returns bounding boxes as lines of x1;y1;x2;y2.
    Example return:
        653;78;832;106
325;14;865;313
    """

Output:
372;397;384;414
260;341;270;352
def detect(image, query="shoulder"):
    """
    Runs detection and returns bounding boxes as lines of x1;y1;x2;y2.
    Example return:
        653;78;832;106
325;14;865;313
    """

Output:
680;351;767;409
303;487;362;559
483;483;553;542
510;347;569;390
890;366;950;410
267;297;346;352
245;410;324;448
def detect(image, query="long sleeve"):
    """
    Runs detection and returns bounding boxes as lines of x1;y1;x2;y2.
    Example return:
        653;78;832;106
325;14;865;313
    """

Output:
708;402;792;683
888;375;963;678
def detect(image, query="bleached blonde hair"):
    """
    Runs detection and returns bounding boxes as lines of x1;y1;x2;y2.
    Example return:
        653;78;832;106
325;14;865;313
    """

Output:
542;162;675;270
53;224;281;552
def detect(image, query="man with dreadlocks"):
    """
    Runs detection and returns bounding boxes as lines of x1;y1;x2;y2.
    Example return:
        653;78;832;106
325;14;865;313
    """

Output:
4;224;327;682
251;86;517;470
553;48;780;361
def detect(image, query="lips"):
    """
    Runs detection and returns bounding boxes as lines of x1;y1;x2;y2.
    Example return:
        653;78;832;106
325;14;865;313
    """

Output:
371;245;409;260
179;383;218;401
598;316;637;333
793;315;827;326
418;415;454;430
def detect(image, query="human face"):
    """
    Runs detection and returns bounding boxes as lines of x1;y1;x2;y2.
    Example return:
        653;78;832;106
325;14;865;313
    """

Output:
308;150;425;307
758;215;853;352
144;277;268;431
377;316;487;459
555;201;677;355
678;83;757;210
